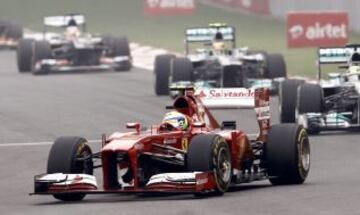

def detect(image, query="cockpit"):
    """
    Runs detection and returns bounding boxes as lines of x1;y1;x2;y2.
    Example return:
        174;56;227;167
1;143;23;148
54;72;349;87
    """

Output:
347;52;360;82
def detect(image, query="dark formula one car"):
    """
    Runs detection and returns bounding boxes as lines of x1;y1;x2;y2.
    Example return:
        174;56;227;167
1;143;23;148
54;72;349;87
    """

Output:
279;44;360;134
154;23;286;96
0;20;23;49
17;14;132;75
31;87;310;201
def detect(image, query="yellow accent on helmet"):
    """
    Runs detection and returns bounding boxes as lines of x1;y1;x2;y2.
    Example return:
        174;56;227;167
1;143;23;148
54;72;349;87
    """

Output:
163;111;189;130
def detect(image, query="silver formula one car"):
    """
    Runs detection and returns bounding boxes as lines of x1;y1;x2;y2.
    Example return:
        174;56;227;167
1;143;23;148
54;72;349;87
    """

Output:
154;23;286;96
279;44;360;134
16;14;132;75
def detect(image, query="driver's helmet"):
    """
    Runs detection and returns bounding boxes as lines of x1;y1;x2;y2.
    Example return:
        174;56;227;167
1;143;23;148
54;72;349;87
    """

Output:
162;111;189;130
349;52;360;66
65;19;81;41
212;32;225;55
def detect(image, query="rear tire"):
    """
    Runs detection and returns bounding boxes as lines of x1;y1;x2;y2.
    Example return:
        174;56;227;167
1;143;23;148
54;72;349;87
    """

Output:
187;134;232;195
32;41;52;75
154;54;175;95
171;57;193;82
266;53;287;79
47;136;93;201
266;124;310;185
279;79;304;123
17;39;34;72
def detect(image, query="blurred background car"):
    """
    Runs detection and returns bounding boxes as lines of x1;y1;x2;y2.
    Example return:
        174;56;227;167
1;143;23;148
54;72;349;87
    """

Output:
16;14;132;75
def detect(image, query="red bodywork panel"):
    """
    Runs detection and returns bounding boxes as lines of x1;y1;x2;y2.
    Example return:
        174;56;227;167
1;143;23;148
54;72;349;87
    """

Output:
33;88;270;195
99;88;269;191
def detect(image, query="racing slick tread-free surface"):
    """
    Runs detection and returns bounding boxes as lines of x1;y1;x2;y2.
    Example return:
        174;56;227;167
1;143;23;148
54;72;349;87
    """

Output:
266;53;287;79
297;83;324;114
17;39;33;72
279;79;304;123
266;124;310;185
171;57;193;82
154;54;175;95
113;37;132;71
187;134;231;194
47;136;93;201
32;41;52;75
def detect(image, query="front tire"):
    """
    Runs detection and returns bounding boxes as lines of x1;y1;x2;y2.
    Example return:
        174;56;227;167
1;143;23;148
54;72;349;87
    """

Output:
265;124;310;185
266;53;287;79
297;83;324;135
187;134;232;195
154;54;175;95
32;41;52;75
171;57;193;82
17;39;34;72
297;83;324;114
47;136;93;201
113;37;132;71
279;79;304;123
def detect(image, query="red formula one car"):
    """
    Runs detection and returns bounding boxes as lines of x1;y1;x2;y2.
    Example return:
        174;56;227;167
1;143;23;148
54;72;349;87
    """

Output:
31;87;310;201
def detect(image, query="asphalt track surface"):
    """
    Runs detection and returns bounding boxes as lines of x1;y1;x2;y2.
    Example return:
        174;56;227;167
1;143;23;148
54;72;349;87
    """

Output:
0;50;359;215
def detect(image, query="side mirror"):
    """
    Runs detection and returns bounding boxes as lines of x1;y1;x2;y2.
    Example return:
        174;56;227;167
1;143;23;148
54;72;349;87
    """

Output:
193;122;206;128
126;122;141;133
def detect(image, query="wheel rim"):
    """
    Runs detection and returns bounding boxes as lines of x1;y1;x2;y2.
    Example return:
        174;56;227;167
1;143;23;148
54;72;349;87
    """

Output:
75;147;93;174
298;136;310;176
217;147;231;182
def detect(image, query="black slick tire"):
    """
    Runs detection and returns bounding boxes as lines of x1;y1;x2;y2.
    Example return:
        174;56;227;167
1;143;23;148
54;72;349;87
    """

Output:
266;124;310;185
47;136;93;201
154;54;175;95
187;134;232;196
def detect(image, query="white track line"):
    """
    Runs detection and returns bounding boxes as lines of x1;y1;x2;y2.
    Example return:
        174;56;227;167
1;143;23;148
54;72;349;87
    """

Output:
0;139;101;147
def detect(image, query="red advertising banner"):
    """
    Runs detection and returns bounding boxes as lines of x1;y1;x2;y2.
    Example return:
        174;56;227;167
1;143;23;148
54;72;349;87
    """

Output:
144;0;196;15
287;11;349;48
201;0;269;15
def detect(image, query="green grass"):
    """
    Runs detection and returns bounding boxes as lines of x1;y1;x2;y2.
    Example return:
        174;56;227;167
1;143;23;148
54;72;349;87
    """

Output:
1;0;359;78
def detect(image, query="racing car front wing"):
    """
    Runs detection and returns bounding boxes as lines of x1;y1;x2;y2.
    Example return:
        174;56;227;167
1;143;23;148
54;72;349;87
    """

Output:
298;112;360;132
34;56;131;73
31;172;216;195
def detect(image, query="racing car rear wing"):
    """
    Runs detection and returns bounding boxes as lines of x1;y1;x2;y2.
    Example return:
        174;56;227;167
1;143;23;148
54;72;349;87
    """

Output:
196;88;270;141
317;44;360;80
184;25;236;54
43;14;86;27
195;88;254;109
43;14;86;34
